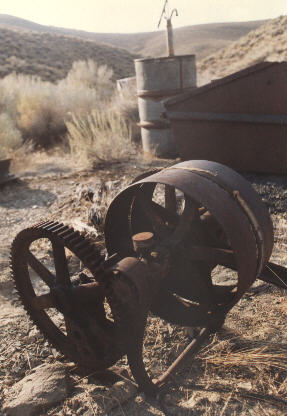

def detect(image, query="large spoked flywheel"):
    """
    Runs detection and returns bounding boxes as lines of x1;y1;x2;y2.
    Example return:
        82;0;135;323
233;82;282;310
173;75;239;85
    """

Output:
105;160;274;328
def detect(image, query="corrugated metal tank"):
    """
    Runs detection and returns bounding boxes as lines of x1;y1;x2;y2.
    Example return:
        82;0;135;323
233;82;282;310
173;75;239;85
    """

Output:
135;55;196;157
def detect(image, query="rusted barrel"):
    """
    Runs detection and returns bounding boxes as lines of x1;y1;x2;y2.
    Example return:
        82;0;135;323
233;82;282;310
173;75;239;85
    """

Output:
134;55;196;158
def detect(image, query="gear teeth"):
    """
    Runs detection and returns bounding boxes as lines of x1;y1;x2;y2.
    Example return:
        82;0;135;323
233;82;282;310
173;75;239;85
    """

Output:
10;218;106;366
51;225;70;234
44;223;64;232
58;229;75;238
63;232;80;242
74;240;90;250
68;236;83;245
36;220;55;229
32;220;51;228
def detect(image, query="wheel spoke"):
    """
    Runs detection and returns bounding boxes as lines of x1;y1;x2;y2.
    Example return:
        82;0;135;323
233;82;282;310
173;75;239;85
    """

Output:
32;293;55;310
170;197;198;245
165;185;177;214
150;201;178;225
52;240;71;286
27;251;56;288
136;188;169;237
189;246;235;268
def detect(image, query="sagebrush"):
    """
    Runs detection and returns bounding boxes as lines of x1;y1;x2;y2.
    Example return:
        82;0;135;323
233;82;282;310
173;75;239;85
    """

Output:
66;107;133;168
0;59;137;160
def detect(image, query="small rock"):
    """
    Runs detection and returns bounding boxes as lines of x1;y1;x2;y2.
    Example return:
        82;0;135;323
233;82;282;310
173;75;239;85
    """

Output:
28;327;40;342
3;362;69;416
108;379;137;406
91;380;137;413
238;381;252;390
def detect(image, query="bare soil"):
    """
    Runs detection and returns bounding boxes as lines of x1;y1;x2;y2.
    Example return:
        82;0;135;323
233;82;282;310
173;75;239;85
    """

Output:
1;155;287;415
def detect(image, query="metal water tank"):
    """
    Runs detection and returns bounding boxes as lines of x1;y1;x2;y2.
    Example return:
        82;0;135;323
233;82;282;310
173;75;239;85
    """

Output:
135;55;196;157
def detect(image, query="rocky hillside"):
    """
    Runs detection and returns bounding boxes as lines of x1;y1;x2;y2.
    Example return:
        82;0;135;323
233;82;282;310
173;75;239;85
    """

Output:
0;26;137;82
138;21;266;60
198;15;287;85
0;14;265;61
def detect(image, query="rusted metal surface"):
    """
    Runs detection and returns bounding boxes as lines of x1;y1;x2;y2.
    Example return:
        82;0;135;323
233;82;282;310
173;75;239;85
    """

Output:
164;62;287;173
11;160;287;394
135;55;196;157
0;159;17;187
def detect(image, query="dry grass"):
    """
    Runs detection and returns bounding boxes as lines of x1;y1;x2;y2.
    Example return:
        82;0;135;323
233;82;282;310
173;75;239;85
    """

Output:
16;90;66;148
0;60;120;149
111;92;140;143
200;335;287;373
66;107;134;168
61;60;114;100
0;113;22;158
198;15;287;85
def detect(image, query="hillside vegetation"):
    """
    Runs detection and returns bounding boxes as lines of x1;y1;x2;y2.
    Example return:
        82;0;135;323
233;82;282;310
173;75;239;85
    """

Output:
0;26;137;83
0;14;265;61
198;15;287;84
137;21;267;59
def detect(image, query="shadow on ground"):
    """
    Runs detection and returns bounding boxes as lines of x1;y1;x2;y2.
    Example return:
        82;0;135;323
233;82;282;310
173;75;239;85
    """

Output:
0;181;57;209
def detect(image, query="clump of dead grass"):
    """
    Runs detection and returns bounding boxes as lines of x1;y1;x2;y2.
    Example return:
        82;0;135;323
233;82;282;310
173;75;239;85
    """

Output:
199;334;287;377
66;107;134;168
111;92;140;143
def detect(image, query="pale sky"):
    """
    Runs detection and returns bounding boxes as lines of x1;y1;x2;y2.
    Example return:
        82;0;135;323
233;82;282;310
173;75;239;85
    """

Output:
1;0;287;33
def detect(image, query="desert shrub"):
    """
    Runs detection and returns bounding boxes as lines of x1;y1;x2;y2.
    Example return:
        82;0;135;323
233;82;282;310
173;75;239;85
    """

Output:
0;68;102;147
0;112;22;157
60;59;114;100
0;59;137;152
17;93;66;147
0;73;67;147
57;82;98;116
66;107;133;168
112;92;140;143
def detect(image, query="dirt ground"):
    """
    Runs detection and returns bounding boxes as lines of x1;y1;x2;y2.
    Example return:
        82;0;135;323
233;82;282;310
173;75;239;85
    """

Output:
1;154;287;416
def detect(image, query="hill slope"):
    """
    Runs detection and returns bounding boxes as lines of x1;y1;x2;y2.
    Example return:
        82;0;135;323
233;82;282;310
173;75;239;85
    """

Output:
198;15;287;85
0;14;266;60
138;21;267;59
0;26;137;82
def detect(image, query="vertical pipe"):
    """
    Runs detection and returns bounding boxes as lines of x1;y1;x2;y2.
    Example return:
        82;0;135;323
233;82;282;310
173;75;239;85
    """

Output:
166;18;174;56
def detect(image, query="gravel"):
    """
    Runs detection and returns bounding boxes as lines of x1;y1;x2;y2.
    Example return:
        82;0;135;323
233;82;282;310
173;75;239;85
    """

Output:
244;173;287;215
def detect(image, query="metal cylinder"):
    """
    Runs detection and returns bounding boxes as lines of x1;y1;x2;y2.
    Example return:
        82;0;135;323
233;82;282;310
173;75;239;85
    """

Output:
166;19;174;56
134;55;197;158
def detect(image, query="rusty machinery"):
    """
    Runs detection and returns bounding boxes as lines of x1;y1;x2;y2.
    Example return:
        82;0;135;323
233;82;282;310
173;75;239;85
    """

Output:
10;160;287;394
0;159;17;187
